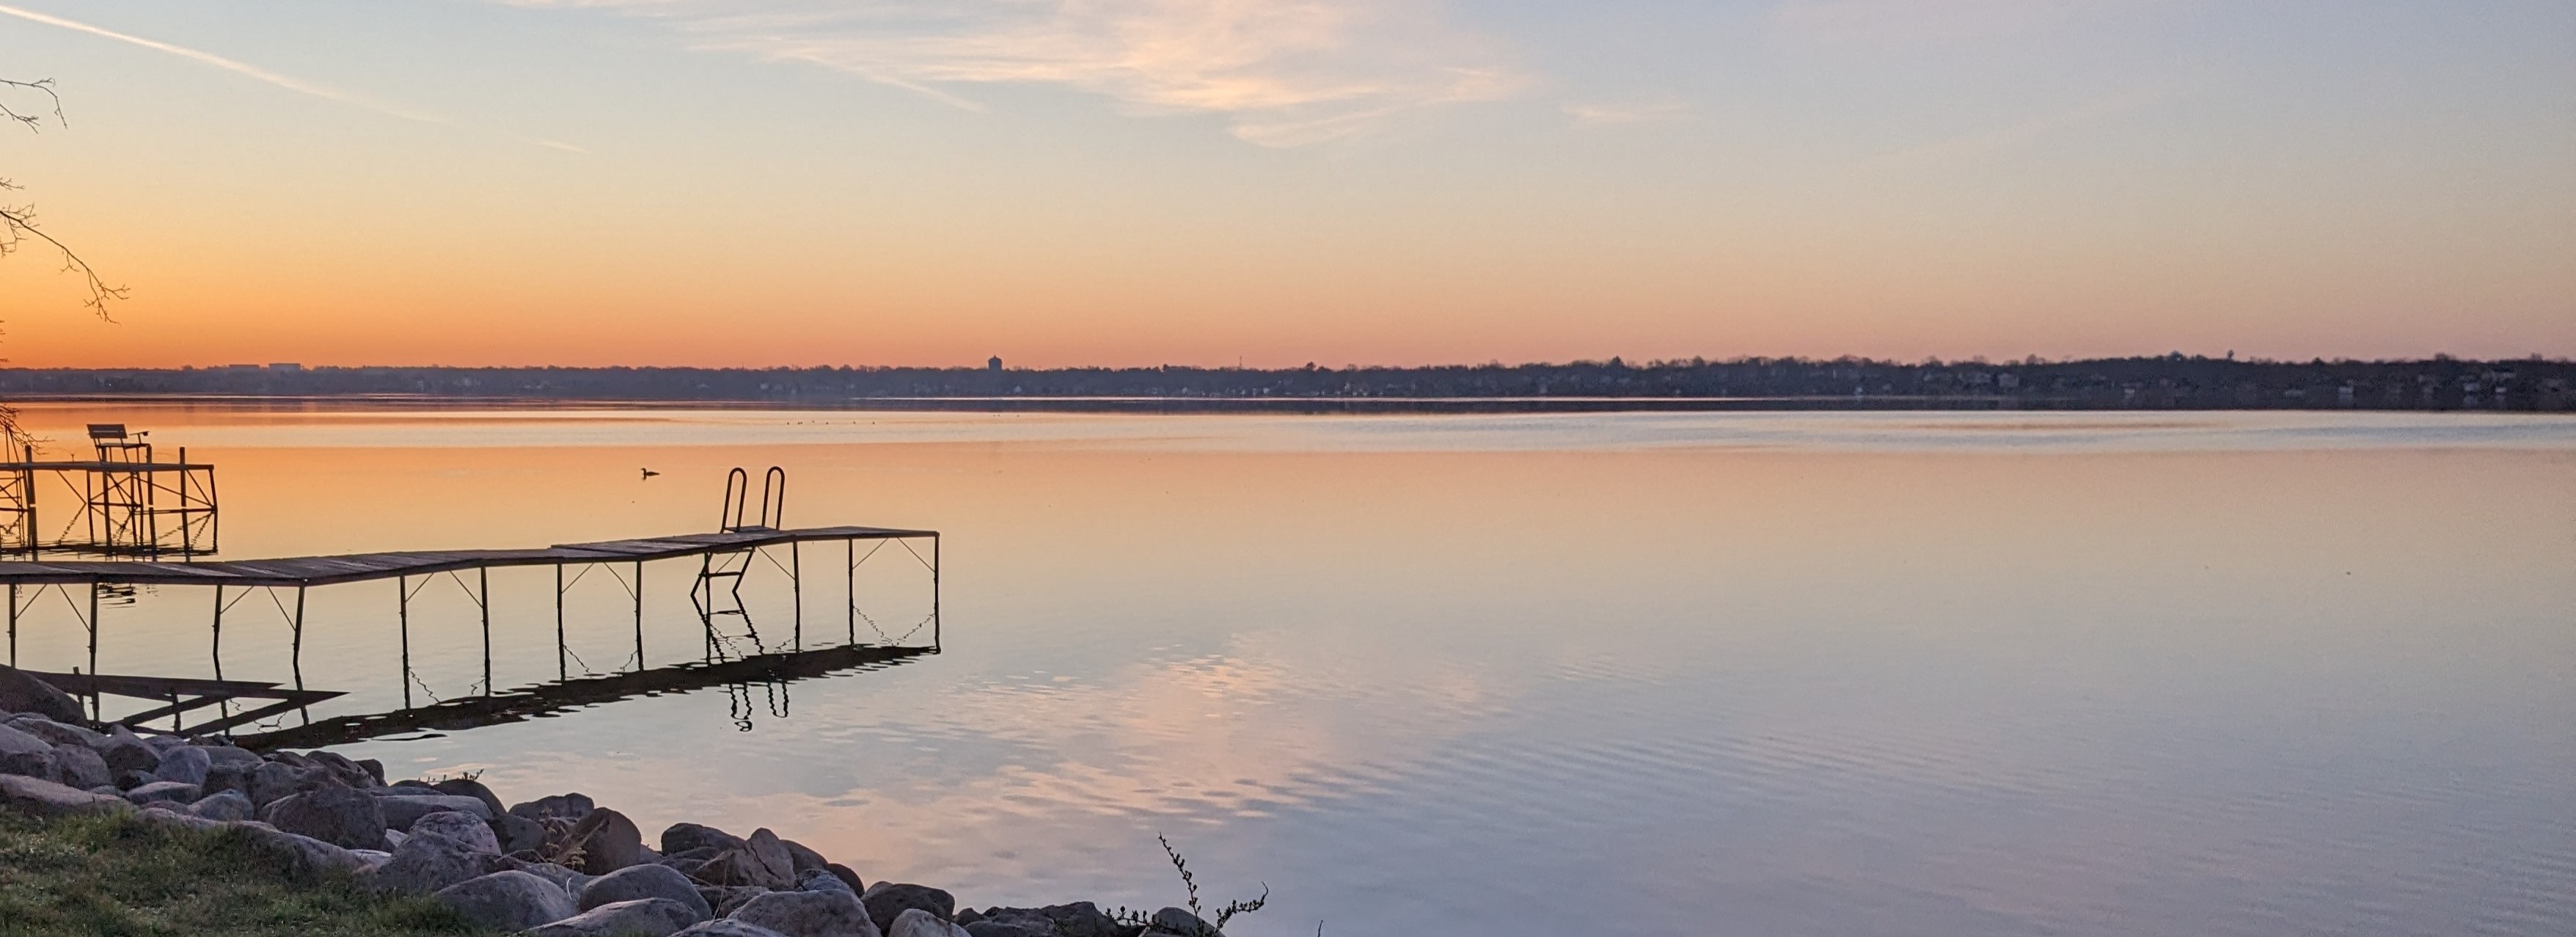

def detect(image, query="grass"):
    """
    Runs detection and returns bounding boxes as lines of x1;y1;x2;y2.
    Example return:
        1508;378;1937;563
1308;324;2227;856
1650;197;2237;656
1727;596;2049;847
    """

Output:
0;809;494;937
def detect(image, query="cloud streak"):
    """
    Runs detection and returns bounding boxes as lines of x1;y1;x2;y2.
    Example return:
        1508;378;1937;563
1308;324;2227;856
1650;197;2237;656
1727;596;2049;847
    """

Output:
0;2;442;123
500;0;1525;146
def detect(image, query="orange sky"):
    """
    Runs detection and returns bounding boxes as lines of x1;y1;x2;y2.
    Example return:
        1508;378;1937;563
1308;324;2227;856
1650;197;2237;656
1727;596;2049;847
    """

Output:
1;0;2569;368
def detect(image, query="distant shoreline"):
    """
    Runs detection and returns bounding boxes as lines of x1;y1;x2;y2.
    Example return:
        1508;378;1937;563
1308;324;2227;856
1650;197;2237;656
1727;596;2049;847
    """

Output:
4;393;2571;415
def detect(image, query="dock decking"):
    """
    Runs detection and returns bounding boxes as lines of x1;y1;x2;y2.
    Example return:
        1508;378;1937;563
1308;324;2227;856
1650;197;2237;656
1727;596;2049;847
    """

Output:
0;525;937;587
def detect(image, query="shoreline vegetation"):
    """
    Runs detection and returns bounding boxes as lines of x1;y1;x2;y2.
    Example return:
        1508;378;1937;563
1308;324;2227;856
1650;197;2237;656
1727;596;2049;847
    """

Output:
0;354;2569;412
0;666;1253;937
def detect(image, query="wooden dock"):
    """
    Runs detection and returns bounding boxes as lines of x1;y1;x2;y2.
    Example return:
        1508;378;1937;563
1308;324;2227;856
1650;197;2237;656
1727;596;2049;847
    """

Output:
0;525;934;587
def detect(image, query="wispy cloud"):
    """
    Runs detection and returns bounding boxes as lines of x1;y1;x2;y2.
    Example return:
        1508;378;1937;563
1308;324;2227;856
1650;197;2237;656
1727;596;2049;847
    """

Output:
0;2;442;123
1564;99;1688;126
498;0;1526;146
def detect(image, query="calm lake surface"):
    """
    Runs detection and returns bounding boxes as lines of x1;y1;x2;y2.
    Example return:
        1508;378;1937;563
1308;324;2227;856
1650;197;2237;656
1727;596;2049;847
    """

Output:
10;404;2574;936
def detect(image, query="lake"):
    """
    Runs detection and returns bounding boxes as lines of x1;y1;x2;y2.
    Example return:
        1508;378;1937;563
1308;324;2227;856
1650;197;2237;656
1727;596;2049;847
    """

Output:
7;404;2572;936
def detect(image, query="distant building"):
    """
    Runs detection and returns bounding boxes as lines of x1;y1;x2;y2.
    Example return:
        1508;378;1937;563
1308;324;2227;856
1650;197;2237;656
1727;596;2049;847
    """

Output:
987;357;1003;373
267;362;303;372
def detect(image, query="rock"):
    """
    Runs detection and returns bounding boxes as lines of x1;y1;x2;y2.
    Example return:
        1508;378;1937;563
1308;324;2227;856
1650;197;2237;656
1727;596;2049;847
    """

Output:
780;838;832;875
700;886;773;918
53;744;109;790
410;809;502;853
231;821;370;878
731;888;882;937
676;922;795;937
890;909;973;937
264;785;388;850
355;758;387;785
567;807;649;874
583;863;715;920
532;897;706;937
124;780;201;805
491;855;595;894
0;773;131;817
379;794;493;829
4;715;100;746
246;760;313;807
133;803;227;832
494;811;547;853
966;903;1122;937
97;727;160;775
826;864;866;894
431;869;579;932
114;770;159;791
1147;908;1219;937
428;776;507;818
860;883;955;932
370;830;497;894
800;870;855;895
350;848;393;873
664;822;748;856
697;828;798;889
0;736;58;784
300;750;380;788
961;921;1051;937
191;789;255;821
200;744;262;766
510;792;596;822
140;734;183;755
386;828;409;848
0;666;83;723
154;745;211;786
202;760;253;798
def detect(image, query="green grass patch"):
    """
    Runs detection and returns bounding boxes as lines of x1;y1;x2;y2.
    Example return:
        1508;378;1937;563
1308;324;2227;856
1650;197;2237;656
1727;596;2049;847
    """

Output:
0;809;496;937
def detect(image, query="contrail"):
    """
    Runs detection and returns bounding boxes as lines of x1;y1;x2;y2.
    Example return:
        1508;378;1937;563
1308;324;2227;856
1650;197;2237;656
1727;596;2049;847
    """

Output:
0;2;442;123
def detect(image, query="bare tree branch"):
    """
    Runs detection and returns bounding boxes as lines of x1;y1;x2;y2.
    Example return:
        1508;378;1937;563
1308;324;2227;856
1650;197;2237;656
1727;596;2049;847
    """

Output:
0;77;123;318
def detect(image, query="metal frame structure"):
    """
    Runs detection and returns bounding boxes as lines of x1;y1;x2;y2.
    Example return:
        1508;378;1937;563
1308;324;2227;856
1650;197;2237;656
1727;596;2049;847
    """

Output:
0;429;219;557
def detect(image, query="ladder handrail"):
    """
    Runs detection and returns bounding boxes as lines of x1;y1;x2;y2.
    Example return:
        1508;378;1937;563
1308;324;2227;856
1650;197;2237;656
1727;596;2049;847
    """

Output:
758;466;786;529
720;467;749;532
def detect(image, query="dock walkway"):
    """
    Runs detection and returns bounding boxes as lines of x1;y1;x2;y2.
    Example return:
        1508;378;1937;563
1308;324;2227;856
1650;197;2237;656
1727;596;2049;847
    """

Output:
0;525;936;587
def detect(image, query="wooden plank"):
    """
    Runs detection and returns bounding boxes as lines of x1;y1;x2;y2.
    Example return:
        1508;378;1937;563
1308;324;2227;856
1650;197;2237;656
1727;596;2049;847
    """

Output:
0;524;937;587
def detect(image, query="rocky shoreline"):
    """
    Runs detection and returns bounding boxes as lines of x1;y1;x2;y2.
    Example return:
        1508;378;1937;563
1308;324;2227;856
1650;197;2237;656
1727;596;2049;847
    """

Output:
0;666;1229;937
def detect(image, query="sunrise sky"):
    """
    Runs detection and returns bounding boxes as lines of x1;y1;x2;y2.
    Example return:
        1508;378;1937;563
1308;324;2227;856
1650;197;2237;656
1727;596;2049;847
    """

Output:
0;1;2568;368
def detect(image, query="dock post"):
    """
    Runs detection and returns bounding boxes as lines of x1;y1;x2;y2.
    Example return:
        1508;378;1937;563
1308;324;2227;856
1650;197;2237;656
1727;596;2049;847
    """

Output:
290;585;306;690
7;582;15;666
479;567;492;693
846;537;855;646
87;580;100;718
791;540;802;650
932;533;940;651
398;577;411;709
555;564;568;680
633;561;644;670
210;585;222;674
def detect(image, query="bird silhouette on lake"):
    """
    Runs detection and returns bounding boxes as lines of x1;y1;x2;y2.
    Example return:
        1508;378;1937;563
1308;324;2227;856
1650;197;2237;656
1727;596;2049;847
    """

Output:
640;467;660;479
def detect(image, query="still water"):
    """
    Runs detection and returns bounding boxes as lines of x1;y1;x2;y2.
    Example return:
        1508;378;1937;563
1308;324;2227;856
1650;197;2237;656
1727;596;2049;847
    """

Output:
9;404;2574;936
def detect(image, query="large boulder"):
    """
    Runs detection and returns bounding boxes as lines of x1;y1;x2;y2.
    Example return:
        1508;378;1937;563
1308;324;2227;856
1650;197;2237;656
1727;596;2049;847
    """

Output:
700;886;774;918
230;821;370;878
297;750;381;788
0;723;58;781
890;909;972;937
263;785;387;850
0;773;131;817
153;745;211;786
696;828;797;889
4;716;101;749
200;745;263;768
370;830;496;894
189;790;255;822
960;903;1122;937
532;897;705;937
801;870;855;895
676;922;794;937
410;809;502;854
664;822;747;856
1147;908;1221;937
124;781;201;806
53;744;109;790
583;863;714;920
378;794;493;829
510;792;596;822
860;883;955;932
0;666;82;723
567;806;649;874
494;811;547;854
432;869;579;932
492;856;595;895
245;760;318;808
429;776;507;817
95;727;161;776
730;888;882;937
